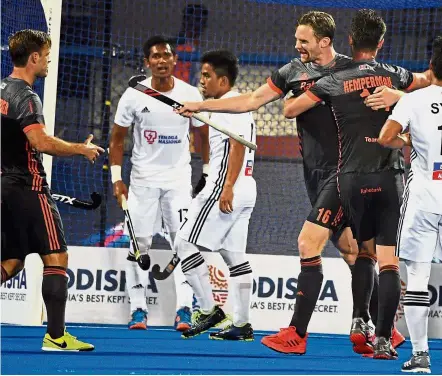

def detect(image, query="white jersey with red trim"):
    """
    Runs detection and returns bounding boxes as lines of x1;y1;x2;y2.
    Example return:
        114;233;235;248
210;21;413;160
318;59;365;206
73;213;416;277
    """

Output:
388;85;442;214
114;76;204;188
203;91;257;207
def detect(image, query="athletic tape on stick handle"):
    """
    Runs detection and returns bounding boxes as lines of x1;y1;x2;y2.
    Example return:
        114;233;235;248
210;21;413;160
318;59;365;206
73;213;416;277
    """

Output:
128;80;257;151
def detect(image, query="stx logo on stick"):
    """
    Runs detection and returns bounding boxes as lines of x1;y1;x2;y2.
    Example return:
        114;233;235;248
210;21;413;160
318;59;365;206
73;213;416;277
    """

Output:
52;194;75;205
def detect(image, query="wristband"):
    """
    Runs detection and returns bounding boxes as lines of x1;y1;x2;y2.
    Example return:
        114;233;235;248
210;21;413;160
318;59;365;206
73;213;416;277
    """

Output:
202;164;209;176
111;165;122;183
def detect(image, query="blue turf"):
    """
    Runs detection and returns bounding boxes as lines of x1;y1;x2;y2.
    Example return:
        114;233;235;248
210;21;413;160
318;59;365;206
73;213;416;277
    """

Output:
1;324;441;374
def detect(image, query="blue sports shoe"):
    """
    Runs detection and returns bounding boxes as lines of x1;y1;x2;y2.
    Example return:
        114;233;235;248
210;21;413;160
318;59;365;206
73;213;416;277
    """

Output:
175;306;191;332
128;308;148;330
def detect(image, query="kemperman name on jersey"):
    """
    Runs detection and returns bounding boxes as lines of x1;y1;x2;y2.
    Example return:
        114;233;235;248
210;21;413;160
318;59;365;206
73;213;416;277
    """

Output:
433;162;442;180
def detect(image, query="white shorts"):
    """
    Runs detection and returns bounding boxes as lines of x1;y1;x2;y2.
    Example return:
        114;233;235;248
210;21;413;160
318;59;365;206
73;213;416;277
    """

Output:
124;184;193;238
396;200;442;262
178;192;254;253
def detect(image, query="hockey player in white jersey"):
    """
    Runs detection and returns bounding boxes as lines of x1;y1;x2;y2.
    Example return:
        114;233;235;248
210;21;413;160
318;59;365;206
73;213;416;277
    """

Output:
378;36;442;374
109;36;209;331
175;50;256;340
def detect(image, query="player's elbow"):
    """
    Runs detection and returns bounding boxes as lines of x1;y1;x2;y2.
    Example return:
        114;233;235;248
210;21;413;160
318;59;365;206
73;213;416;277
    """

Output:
283;106;296;119
377;133;394;147
29;135;50;153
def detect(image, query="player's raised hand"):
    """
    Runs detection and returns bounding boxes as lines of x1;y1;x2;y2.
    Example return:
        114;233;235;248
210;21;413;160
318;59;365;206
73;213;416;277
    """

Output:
113;181;128;209
219;185;234;214
365;86;404;111
81;134;105;163
176;101;201;118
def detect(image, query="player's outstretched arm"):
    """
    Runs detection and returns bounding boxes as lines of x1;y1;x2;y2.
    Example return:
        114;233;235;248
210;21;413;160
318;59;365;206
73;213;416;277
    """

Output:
109;123;129;208
177;83;281;116
219;139;246;214
26;128;104;162
283;92;318;119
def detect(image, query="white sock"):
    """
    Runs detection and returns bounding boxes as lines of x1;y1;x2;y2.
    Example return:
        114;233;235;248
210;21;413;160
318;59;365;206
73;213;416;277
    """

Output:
229;262;253;326
175;236;215;312
404;292;430;352
126;244;150;313
404;260;432;353
174;262;194;310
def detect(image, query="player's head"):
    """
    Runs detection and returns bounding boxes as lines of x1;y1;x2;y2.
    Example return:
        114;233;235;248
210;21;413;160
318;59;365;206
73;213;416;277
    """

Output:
199;50;239;99
349;9;386;54
143;35;177;78
295;11;335;63
8;29;51;78
430;36;442;80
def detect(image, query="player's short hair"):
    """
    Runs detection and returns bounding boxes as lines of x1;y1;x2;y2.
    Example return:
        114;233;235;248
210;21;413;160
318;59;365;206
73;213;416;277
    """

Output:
201;49;239;86
8;29;51;67
143;35;176;58
350;9;386;51
297;11;335;43
431;36;442;80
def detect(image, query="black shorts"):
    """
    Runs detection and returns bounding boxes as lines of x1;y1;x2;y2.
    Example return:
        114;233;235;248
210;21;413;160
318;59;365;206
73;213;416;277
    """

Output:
304;168;348;236
1;185;67;261
338;170;405;246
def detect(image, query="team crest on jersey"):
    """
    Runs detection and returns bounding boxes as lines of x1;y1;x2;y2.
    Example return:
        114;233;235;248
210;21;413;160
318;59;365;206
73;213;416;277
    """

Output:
433;162;442;180
208;265;229;306
245;160;254;176
144;130;157;144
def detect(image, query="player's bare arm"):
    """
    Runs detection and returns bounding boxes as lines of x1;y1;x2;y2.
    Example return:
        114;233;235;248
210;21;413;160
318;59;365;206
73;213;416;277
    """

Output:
378;119;407;149
26;127;103;162
178;82;280;117
219;138;246;214
283;92;318;119
109;123;129;207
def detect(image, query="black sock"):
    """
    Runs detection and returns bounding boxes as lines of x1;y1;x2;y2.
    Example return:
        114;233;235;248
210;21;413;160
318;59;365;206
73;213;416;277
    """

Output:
1;266;8;284
369;271;379;326
42;266;68;339
376;265;400;339
290;256;323;337
352;254;375;322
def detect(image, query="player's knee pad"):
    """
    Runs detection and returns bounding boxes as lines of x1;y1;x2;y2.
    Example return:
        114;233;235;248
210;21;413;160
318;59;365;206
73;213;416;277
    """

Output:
405;260;432;291
174;236;205;275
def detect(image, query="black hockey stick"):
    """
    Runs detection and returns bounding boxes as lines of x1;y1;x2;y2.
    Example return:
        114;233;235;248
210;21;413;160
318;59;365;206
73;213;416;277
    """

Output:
128;77;257;151
151;252;181;280
52;192;102;210
121;196;151;271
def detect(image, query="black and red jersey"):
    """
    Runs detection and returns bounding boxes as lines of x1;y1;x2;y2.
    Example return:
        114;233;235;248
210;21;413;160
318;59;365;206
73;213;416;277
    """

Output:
268;54;352;171
307;59;414;174
1;77;47;190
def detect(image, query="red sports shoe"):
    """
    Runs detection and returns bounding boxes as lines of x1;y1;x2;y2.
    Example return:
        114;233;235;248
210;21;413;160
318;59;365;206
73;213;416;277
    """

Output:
349;318;374;354
391;326;406;349
261;326;307;355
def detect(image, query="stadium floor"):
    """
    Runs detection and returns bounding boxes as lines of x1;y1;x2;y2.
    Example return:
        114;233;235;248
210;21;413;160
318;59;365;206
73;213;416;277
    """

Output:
2;324;441;375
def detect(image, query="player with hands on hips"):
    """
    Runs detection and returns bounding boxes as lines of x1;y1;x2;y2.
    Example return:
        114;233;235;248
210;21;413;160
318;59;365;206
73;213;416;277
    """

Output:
109;35;209;331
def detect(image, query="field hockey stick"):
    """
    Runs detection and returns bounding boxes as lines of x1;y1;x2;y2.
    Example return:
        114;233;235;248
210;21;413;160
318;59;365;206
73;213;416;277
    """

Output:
150;252;181;281
52;192;102;210
128;78;257;151
121;195;151;271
